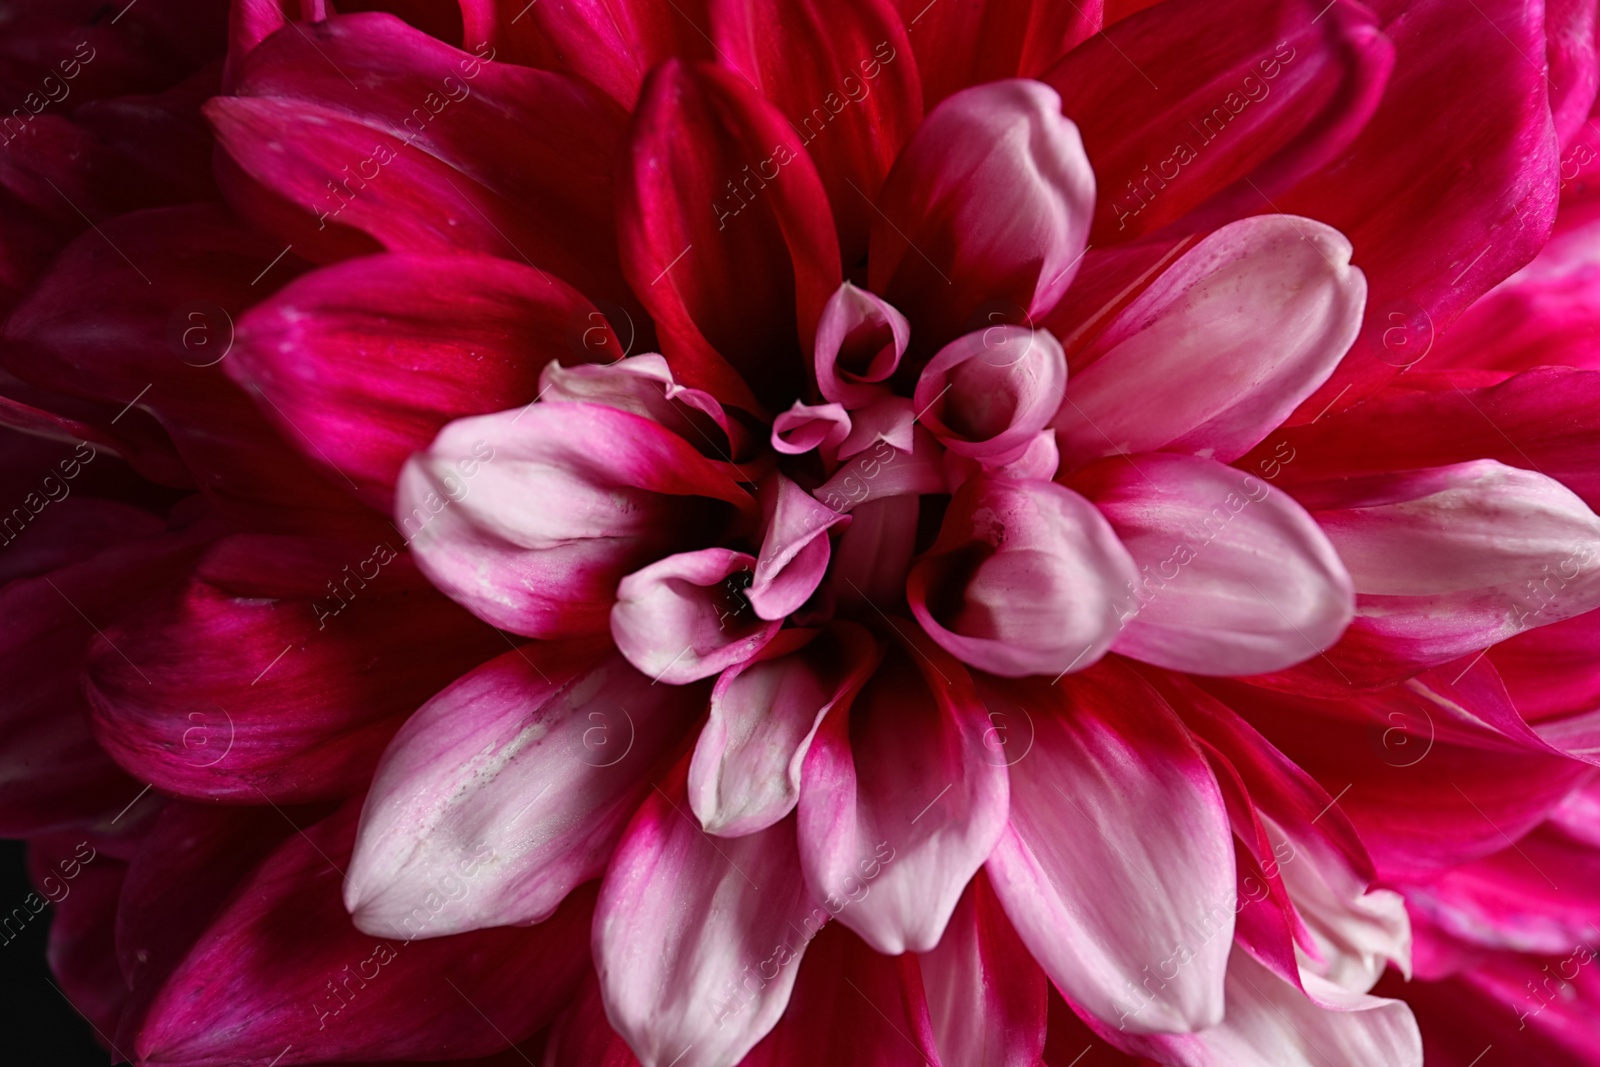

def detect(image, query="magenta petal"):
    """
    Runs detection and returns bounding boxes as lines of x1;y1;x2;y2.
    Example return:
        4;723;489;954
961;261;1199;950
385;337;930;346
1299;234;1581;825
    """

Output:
813;281;912;408
210;14;633;306
916;872;1048;1067
231;252;604;509
345;643;704;937
86;535;503;804
1054;214;1366;469
982;662;1235;1034
904;0;1101;110
594;767;819;1067
619;59;841;413
612;547;780;683
836;393;916;459
915;326;1067;464
397;402;752;638
136;801;594;1066
1042;0;1393;244
748;477;850;620
711;0;922;261
797;626;1008;954
689;625;879;837
908;475;1139;677
526;0;711;109
869;78;1095;354
1069;453;1354;675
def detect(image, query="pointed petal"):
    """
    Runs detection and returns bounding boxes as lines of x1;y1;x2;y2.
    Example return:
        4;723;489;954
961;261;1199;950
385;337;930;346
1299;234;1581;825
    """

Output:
797;625;1008;954
526;0;712;109
689;624;880;837
594;768;819;1067
908;475;1138;677
1054;215;1366;469
619;59;841;412
346;643;704;936
1067;453;1353;675
983;662;1234;1033
870;79;1095;355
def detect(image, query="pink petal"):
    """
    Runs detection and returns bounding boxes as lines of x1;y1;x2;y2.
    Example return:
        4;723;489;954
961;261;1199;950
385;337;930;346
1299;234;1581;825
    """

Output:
916;872;1047;1067
86;535;503;804
594;767;819;1067
1054;214;1366;470
1489;608;1600;721
901;0;1101;110
345;643;704;937
770;401;851;456
619;59;841;413
836;393;916;458
1068;453;1353;675
916;327;1068;465
907;475;1139;677
611;547;780;683
748;477;850;620
982;662;1234;1033
136;802;595;1066
397;402;752;638
797;625;1008;953
689;624;880;837
211;13;634;308
813;282;912;408
826;494;920;608
540;354;749;459
813;424;948;512
869;78;1095;354
711;0;922;261
1041;0;1393;244
1299;460;1600;683
231;253;607;510
1546;0;1600;150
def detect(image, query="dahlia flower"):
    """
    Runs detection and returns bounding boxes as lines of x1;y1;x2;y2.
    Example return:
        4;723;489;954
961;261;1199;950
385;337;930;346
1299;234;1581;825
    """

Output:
3;0;1599;1065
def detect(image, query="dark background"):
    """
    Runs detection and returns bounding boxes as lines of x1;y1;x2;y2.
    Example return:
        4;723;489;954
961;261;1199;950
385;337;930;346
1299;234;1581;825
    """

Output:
1;839;113;1064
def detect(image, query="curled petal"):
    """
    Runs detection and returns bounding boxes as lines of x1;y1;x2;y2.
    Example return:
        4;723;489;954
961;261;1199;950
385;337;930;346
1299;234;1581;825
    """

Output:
836;394;916;459
611;548;780;683
814;426;948;513
797;626;1009;954
345;643;704;937
1068;453;1354;675
915;326;1067;464
540;354;740;456
908;475;1139;676
397;402;751;638
869;79;1095;353
1054;214;1366;469
814;282;912;407
689;624;879;837
771;401;851;456
749;477;850;620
